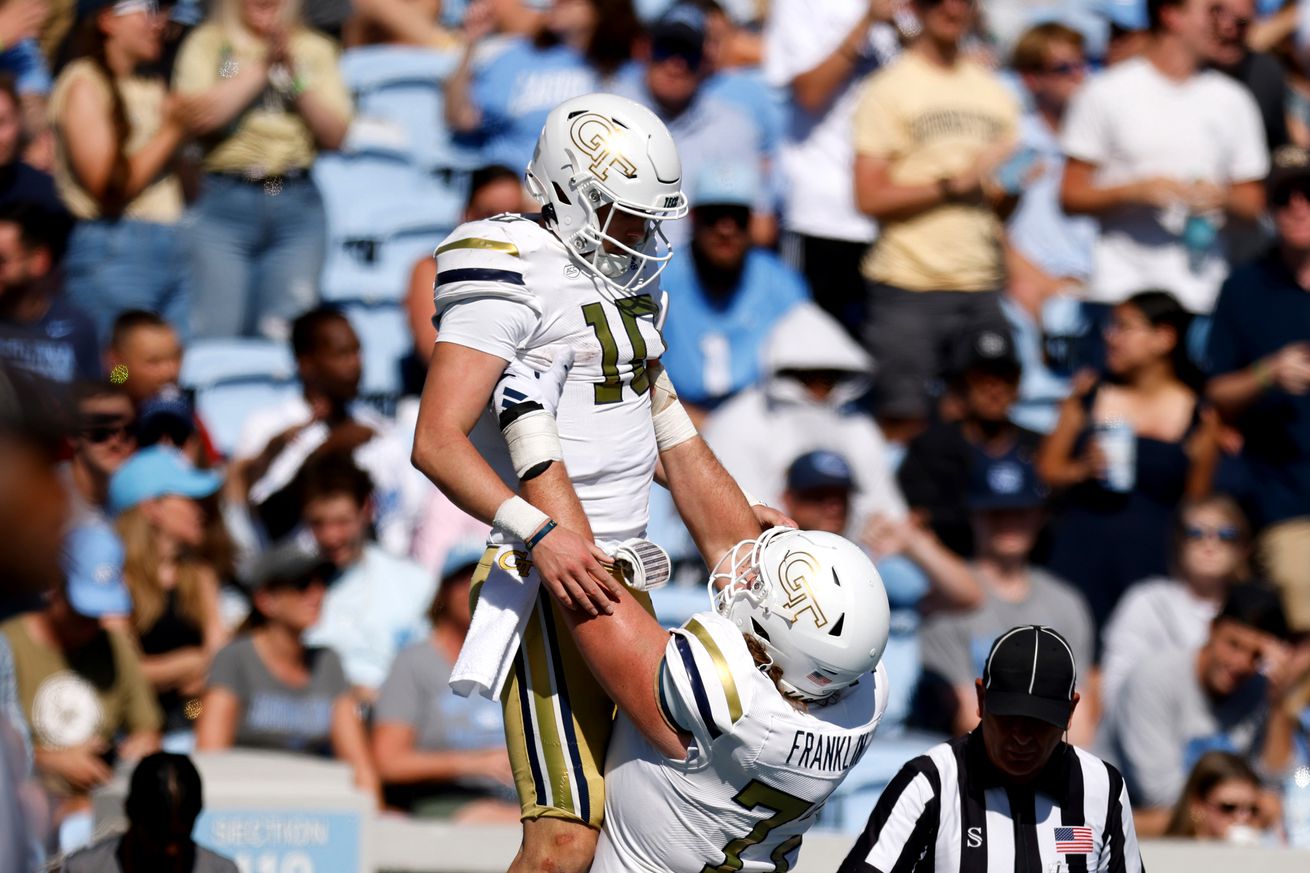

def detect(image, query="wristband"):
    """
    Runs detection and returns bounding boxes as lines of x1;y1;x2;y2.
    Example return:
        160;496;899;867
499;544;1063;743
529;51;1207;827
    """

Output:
492;495;551;543
525;519;558;550
650;368;697;452
501;407;564;480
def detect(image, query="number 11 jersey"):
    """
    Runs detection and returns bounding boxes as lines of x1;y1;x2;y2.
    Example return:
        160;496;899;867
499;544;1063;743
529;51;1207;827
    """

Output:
432;213;664;543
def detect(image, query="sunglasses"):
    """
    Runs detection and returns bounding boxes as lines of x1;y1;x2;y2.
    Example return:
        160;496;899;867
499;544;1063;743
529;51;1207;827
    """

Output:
1211;800;1258;817
696;204;750;230
80;423;134;445
1043;61;1086;77
651;43;703;72
1183;524;1241;543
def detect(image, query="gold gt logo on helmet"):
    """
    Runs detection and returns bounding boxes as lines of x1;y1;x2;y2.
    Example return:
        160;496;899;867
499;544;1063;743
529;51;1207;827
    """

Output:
570;113;639;182
777;551;829;629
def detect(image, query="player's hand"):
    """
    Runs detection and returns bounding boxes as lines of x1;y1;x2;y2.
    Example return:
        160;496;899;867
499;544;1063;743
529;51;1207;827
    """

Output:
1265;342;1310;395
751;503;796;531
530;526;622;616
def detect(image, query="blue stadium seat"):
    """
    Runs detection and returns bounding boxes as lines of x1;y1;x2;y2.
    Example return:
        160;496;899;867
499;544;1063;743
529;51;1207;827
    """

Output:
815;729;944;834
339;45;481;173
338;299;411;402
179;338;300;458
321;217;449;305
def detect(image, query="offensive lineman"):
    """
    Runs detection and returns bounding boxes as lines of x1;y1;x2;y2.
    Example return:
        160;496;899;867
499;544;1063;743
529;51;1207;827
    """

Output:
412;93;772;872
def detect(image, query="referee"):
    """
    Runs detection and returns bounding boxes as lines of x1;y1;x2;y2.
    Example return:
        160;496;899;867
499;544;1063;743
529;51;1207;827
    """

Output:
838;625;1143;873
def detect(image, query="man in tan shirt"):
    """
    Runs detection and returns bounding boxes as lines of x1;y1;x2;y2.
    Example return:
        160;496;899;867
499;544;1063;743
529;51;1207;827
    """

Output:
853;0;1020;439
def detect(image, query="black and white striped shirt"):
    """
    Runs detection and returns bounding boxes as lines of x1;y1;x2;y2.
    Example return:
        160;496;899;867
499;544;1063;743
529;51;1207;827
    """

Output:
838;731;1143;873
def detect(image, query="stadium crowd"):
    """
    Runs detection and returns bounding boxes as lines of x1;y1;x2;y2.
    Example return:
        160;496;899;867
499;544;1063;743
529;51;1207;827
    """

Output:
1;0;1310;867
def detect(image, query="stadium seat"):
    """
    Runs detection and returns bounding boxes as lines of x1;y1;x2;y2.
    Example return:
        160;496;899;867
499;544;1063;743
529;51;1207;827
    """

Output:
179;338;300;458
321;216;450;305
815;729;944;834
339;45;481;173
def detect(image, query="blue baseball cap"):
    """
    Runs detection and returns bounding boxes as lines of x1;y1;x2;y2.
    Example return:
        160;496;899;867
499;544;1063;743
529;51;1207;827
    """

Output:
692;162;759;210
786;451;855;493
62;522;131;618
966;445;1047;511
108;445;222;516
441;538;488;583
136;384;195;446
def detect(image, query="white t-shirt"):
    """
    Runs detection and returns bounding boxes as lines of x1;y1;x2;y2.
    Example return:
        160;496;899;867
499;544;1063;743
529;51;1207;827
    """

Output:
1060;57;1269;313
234;396;427;557
764;0;893;243
1099;577;1220;715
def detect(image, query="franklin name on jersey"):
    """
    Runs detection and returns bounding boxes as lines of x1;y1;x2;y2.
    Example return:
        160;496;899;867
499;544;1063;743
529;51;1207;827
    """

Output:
593;612;890;873
432;213;666;543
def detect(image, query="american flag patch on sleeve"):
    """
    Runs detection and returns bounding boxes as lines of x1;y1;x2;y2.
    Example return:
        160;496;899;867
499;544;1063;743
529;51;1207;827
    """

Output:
1054;826;1094;854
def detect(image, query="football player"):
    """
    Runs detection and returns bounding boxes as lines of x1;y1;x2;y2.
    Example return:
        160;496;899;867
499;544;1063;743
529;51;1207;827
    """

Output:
412;93;772;872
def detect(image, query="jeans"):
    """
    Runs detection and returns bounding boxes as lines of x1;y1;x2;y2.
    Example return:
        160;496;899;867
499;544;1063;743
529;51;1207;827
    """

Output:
185;173;326;340
63;219;191;346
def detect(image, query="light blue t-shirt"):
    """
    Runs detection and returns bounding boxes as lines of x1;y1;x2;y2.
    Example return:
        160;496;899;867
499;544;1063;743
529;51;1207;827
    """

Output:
1006;111;1097;281
659;247;809;407
469;38;598;171
0;40;51;95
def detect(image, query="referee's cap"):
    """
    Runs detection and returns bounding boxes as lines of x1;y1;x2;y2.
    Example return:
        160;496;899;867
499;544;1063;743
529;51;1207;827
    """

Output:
982;625;1077;728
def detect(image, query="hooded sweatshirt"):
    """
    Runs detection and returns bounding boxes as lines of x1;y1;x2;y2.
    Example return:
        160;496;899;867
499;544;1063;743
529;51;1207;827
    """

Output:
702;303;906;535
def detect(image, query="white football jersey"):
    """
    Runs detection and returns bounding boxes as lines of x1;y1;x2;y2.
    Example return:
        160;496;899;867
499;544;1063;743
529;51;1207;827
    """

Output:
594;612;890;873
432;214;665;542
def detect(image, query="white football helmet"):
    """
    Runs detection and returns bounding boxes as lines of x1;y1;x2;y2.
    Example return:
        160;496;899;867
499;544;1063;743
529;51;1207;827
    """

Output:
525;93;688;295
709;528;890;702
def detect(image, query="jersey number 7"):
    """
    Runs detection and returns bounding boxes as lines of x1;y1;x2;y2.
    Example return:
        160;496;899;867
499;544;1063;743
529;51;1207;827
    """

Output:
702;779;814;873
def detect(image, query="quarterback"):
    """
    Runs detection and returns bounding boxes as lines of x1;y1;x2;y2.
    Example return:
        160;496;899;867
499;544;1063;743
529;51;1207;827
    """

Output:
412;93;767;872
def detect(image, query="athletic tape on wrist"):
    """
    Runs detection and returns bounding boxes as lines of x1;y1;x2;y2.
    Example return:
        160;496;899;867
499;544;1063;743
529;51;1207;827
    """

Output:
493;496;551;543
611;538;673;591
502;408;564;480
651;369;696;452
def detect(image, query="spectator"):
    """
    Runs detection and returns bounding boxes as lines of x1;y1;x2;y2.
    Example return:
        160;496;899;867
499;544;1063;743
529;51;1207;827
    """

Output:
1039;290;1219;630
764;0;896;333
898;326;1042;557
445;0;640;172
371;540;519;821
105;445;227;741
343;0;460;48
614;3;771;247
194;542;378;800
1100;583;1310;834
0;201;98;385
173;0;352;341
696;1;779;165
51;0;199;345
703;302;906;538
61;751;239;872
913;447;1098;745
788;449;983;613
1100;495;1252;712
0;363;70;867
853;0;1021;439
658;161;808;414
135;385;211;466
403;163;527;387
62;380;136;522
1207;0;1291;152
1207;145;1310;633
1100;0;1151;66
233;306;423;554
1005;23;1097;319
1060;0;1268;319
299;454;434;700
0;74;63;215
1;521;161;831
1164;750;1266;841
105;310;182;408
